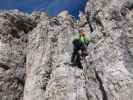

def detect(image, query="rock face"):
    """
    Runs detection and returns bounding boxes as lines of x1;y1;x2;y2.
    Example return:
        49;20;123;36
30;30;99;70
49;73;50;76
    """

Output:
0;0;133;100
0;11;36;100
84;0;133;99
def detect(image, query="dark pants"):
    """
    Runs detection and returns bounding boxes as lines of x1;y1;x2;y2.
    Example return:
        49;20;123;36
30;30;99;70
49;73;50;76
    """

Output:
81;44;88;57
71;39;87;68
71;48;82;68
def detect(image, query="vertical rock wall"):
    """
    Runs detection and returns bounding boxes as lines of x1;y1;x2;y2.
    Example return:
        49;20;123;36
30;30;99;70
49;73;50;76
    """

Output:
0;0;133;100
24;14;88;100
84;0;133;100
0;11;36;100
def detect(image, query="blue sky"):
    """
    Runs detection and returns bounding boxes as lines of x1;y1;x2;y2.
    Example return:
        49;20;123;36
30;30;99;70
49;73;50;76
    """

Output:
0;0;87;18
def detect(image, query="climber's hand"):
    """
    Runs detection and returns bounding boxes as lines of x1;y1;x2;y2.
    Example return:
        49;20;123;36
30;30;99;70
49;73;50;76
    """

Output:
91;38;96;43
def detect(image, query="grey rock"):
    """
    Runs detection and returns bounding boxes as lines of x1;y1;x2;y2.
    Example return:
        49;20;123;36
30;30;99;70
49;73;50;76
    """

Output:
24;15;75;100
0;0;133;100
0;10;36;100
84;0;133;100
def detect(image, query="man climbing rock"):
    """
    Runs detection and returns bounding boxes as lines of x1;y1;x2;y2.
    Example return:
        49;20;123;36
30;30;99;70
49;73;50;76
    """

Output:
71;29;91;68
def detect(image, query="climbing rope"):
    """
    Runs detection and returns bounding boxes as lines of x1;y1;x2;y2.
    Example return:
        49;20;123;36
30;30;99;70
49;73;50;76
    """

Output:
82;38;105;79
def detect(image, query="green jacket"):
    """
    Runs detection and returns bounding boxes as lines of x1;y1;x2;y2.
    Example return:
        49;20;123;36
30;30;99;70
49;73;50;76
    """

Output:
73;32;91;45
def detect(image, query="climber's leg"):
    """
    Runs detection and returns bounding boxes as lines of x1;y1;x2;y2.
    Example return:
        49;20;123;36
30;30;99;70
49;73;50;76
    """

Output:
71;39;81;66
71;48;78;65
71;50;76;63
76;51;82;68
81;44;88;58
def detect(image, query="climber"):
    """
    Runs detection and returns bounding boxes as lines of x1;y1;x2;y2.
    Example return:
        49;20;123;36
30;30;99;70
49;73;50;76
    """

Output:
71;29;91;68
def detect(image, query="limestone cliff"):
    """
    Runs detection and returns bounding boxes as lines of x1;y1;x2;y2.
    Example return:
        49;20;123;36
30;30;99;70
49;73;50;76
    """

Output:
0;0;133;100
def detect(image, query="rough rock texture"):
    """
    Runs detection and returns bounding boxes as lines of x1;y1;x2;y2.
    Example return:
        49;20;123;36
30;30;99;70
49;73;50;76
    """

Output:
0;0;133;100
0;10;36;100
23;15;85;100
84;0;133;99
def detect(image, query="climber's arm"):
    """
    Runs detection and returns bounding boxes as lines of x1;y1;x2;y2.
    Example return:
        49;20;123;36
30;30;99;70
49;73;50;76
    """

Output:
89;38;95;43
85;36;95;45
